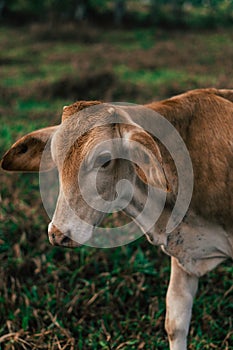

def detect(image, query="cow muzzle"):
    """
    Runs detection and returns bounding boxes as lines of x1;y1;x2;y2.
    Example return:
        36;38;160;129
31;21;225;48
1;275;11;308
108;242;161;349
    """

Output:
48;223;80;248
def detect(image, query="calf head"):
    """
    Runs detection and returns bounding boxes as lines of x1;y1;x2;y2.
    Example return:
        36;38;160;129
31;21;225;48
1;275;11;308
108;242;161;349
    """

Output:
1;101;169;247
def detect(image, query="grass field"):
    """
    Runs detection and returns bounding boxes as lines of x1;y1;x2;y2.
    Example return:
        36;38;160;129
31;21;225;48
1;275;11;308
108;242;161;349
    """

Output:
0;23;233;349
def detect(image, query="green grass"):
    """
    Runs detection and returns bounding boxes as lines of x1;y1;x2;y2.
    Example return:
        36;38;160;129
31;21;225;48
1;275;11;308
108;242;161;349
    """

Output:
102;28;157;50
0;24;232;349
114;65;218;93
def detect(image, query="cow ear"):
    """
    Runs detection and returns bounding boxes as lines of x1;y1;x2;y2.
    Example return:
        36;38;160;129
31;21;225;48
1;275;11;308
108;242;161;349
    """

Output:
125;128;169;191
62;101;102;121
1;126;59;172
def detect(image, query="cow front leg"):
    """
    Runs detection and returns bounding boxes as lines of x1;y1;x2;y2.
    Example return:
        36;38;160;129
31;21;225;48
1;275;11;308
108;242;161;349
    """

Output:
165;257;199;350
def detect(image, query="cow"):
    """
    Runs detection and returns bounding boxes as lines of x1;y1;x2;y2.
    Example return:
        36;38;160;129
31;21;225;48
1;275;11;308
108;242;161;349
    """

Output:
1;88;233;350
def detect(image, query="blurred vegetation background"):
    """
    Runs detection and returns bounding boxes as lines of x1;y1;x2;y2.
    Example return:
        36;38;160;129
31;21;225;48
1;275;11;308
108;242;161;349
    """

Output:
0;0;233;28
0;1;233;349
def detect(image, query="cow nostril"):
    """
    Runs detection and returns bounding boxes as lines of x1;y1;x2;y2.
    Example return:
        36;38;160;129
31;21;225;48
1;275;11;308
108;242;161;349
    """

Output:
60;235;71;245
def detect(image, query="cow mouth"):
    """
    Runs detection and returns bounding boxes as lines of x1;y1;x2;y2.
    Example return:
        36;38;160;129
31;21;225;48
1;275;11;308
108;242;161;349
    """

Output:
49;232;80;247
49;233;80;248
48;224;80;248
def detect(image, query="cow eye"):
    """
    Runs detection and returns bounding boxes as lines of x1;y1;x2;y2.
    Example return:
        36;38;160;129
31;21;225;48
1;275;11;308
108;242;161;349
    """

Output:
94;152;112;169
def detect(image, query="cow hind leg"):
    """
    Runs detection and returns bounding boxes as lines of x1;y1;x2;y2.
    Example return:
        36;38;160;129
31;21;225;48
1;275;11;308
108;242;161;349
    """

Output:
165;257;199;350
